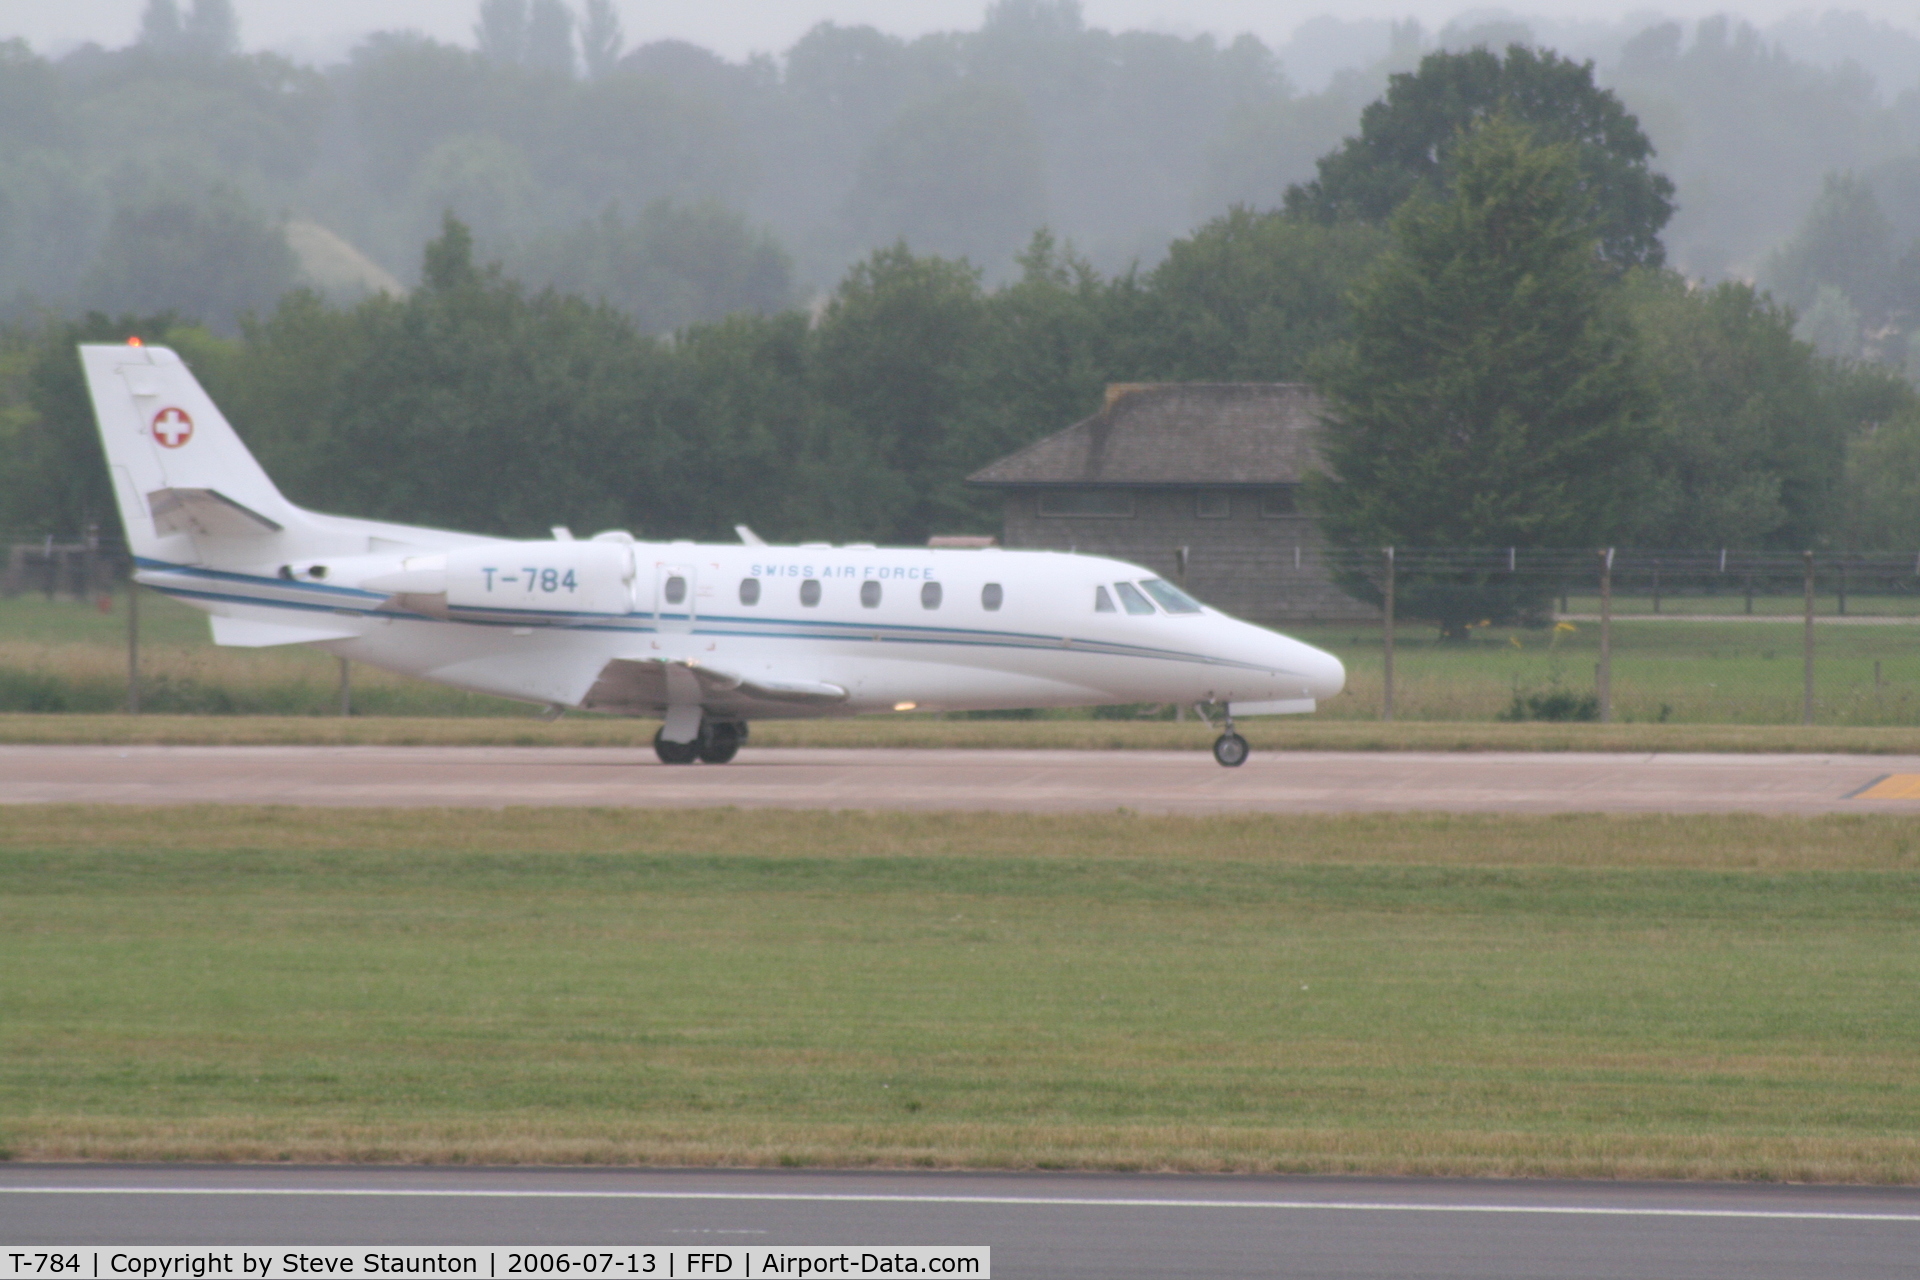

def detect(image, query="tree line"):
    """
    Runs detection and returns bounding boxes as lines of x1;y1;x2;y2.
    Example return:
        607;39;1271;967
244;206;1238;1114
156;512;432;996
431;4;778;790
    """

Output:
10;1;1920;349
4;43;1919;634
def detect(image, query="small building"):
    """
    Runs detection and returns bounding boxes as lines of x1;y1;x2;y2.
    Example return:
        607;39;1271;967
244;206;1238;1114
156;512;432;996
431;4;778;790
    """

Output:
965;382;1373;623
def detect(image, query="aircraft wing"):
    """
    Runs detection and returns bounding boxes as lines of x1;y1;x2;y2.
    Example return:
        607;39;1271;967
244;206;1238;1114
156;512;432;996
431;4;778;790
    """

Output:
579;657;848;717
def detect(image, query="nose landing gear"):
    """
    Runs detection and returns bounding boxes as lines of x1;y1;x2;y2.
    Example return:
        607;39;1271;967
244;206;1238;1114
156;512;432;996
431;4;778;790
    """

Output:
653;717;747;764
1212;730;1249;767
1195;702;1250;767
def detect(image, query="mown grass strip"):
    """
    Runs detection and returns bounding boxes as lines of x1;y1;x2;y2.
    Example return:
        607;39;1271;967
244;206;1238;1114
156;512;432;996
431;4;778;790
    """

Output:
11;713;1920;753
4;806;1920;1179
9;804;1920;868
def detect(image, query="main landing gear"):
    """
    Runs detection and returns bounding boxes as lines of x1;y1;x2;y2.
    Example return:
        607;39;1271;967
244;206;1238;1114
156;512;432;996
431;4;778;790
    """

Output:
654;718;746;765
1195;703;1250;767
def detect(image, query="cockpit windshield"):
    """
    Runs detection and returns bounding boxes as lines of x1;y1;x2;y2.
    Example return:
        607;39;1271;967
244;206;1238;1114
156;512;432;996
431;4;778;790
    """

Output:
1139;579;1202;613
1113;581;1156;615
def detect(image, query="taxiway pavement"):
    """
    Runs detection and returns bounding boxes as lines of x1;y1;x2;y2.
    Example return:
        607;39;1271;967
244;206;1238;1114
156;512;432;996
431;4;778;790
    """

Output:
3;744;1919;813
4;1165;1918;1279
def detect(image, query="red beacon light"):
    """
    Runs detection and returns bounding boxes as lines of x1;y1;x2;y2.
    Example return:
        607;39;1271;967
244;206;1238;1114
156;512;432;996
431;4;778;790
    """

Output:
127;336;143;347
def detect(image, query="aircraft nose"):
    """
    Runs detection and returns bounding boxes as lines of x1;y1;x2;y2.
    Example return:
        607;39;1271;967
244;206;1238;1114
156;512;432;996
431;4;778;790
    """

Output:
1302;643;1346;700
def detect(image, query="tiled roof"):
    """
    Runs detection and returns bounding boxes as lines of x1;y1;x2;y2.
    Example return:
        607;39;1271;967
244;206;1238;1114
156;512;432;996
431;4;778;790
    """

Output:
966;382;1323;487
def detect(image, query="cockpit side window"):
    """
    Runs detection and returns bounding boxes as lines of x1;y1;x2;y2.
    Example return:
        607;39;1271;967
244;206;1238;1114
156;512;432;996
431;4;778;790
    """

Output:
1139;578;1202;614
1094;585;1116;612
1113;581;1156;615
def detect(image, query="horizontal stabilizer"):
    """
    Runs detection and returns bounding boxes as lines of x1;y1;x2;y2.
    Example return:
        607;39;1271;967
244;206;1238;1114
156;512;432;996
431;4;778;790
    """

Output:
209;615;359;647
149;487;284;538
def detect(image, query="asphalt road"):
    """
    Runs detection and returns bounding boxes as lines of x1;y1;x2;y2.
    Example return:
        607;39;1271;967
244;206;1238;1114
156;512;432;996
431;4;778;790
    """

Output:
3;744;1919;813
3;1166;1918;1279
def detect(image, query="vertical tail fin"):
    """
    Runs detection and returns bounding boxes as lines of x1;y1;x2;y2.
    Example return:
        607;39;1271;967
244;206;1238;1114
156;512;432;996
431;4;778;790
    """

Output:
80;343;304;564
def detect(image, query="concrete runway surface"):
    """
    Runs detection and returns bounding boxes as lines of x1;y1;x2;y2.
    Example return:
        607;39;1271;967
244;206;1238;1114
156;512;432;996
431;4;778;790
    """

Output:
5;744;1920;813
4;1166;1919;1279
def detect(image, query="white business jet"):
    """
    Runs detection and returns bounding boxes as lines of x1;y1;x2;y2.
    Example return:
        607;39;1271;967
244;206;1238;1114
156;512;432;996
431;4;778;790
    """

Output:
83;342;1345;766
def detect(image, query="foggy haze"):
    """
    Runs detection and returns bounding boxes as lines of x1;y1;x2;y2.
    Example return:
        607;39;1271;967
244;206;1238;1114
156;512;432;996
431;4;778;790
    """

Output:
18;0;1920;68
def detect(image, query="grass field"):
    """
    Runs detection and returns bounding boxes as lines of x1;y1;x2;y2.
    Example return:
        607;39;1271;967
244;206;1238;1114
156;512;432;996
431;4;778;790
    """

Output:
9;590;1920;726
4;805;1919;1181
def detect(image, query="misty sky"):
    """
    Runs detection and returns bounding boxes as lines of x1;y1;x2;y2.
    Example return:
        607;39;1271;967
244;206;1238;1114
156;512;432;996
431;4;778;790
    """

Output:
16;0;1920;65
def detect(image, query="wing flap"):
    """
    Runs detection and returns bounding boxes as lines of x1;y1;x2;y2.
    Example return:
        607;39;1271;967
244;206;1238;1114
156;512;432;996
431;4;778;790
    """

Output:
579;657;847;716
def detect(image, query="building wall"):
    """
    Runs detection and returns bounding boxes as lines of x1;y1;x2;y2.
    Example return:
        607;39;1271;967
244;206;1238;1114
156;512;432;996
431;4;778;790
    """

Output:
999;488;1379;623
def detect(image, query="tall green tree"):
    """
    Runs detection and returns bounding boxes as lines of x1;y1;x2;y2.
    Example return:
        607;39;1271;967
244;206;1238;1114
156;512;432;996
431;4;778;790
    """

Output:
1287;44;1674;269
810;243;988;541
1124;207;1385;380
1310;118;1650;633
1622;271;1913;550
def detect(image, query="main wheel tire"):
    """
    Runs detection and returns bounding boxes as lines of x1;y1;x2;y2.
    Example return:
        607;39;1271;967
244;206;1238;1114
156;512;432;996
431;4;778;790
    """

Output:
696;721;742;764
653;728;699;764
1212;732;1250;767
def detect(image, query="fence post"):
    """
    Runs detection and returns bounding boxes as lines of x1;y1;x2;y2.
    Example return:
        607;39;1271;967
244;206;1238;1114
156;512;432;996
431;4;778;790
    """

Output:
126;569;141;716
1598;547;1613;723
338;657;353;717
1651;560;1661;614
1382;546;1395;723
1803;550;1816;726
1838;559;1847;616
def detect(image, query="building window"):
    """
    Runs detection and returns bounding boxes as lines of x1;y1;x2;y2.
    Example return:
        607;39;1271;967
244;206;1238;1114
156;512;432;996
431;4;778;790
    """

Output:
800;579;821;607
860;580;882;608
1260;488;1298;517
921;581;943;609
1113;581;1156;615
1037;489;1134;518
739;578;760;606
1195;492;1230;519
982;583;1003;611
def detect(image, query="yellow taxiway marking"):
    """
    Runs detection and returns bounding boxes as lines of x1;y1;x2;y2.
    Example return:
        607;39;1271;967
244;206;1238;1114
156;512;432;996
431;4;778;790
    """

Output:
1852;774;1920;800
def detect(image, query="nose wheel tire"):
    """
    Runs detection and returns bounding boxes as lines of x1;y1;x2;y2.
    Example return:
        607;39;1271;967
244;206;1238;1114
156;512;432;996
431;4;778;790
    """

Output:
1212;732;1250;767
653;728;699;764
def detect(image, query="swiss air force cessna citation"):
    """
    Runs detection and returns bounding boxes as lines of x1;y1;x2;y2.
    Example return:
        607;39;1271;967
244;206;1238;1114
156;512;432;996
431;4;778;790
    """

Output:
83;342;1345;766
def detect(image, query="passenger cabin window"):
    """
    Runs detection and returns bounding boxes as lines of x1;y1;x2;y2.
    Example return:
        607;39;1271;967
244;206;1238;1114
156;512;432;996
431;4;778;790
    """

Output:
1094;585;1116;612
1037;489;1135;518
1195;492;1230;519
921;582;943;609
860;581;882;608
1140;578;1202;614
800;579;821;607
1113;581;1156;615
664;576;687;605
739;578;760;606
981;582;1004;611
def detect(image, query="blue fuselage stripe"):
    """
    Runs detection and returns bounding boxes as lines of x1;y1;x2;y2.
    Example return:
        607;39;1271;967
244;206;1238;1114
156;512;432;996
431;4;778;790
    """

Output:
136;560;1279;674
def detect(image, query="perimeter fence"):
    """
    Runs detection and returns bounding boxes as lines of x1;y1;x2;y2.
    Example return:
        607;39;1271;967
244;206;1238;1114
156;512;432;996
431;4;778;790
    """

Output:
5;532;1920;725
1297;547;1920;725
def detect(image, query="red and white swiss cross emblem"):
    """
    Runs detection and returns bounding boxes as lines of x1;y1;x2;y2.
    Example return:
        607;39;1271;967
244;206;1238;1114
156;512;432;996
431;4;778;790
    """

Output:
152;406;193;448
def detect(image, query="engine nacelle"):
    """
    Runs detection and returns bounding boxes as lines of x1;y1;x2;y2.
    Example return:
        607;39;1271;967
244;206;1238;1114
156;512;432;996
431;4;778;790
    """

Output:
361;541;635;624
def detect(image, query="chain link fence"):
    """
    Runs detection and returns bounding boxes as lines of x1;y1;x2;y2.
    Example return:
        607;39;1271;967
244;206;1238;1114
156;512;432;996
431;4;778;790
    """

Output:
6;532;1920;724
1294;547;1920;725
